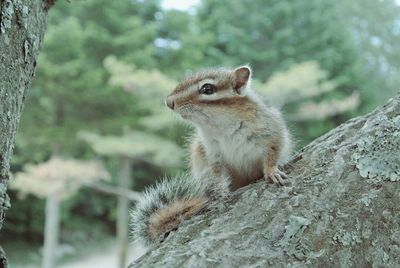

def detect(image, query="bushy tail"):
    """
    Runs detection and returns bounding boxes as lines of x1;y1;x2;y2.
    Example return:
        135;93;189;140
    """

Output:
130;173;229;246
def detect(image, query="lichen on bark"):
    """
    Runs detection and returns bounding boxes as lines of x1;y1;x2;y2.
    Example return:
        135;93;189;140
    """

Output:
130;95;400;268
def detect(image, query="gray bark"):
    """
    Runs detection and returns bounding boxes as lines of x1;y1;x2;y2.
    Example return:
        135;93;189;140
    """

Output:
0;0;48;266
130;94;400;268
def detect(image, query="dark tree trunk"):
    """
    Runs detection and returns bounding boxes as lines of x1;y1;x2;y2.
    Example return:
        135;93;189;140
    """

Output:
0;0;49;266
130;94;400;267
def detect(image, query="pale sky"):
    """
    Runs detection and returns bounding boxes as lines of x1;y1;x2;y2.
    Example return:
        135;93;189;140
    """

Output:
162;0;200;10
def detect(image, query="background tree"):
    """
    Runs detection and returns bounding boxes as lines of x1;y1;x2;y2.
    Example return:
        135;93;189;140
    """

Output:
5;2;175;253
79;130;183;268
11;158;110;268
173;0;363;84
256;61;360;146
338;0;400;110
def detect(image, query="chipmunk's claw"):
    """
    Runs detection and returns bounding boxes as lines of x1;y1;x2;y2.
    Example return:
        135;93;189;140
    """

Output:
265;167;287;186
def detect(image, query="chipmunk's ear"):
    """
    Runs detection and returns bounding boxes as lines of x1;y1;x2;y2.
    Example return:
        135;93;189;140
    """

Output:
233;66;251;94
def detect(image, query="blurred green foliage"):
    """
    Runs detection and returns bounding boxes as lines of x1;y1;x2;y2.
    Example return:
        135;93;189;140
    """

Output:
3;0;399;247
338;0;400;108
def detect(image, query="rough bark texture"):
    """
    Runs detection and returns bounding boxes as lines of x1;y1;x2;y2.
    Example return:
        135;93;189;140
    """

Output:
130;95;400;268
0;0;48;266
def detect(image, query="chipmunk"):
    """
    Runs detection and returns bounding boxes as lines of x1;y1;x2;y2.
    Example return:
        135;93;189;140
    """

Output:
131;66;292;246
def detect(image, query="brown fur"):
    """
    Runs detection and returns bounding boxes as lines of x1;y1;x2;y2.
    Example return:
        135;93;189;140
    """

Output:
168;68;238;109
169;66;291;189
148;197;208;239
197;96;260;123
227;165;264;190
195;96;246;106
172;68;234;95
190;140;207;172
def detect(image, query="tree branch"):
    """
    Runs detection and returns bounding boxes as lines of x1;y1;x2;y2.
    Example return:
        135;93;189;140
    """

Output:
86;183;141;202
130;94;400;267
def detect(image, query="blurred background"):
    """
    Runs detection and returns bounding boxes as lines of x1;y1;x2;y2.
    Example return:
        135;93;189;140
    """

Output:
1;0;399;267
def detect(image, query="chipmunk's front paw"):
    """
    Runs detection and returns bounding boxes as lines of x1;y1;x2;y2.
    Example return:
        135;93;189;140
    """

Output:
264;166;287;186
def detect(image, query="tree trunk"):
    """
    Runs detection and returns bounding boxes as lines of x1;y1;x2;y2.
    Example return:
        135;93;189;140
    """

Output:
129;94;400;267
42;195;60;268
117;156;132;268
0;0;49;265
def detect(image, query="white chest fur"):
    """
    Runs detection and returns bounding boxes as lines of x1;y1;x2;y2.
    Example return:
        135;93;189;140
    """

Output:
199;123;265;179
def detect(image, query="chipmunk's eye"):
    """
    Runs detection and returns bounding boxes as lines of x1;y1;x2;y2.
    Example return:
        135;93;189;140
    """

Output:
199;83;216;95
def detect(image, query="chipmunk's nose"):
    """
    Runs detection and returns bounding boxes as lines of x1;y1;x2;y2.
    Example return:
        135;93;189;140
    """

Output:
166;96;175;110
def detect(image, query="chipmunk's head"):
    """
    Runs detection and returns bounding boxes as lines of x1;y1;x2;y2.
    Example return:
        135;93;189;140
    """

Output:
166;66;252;128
